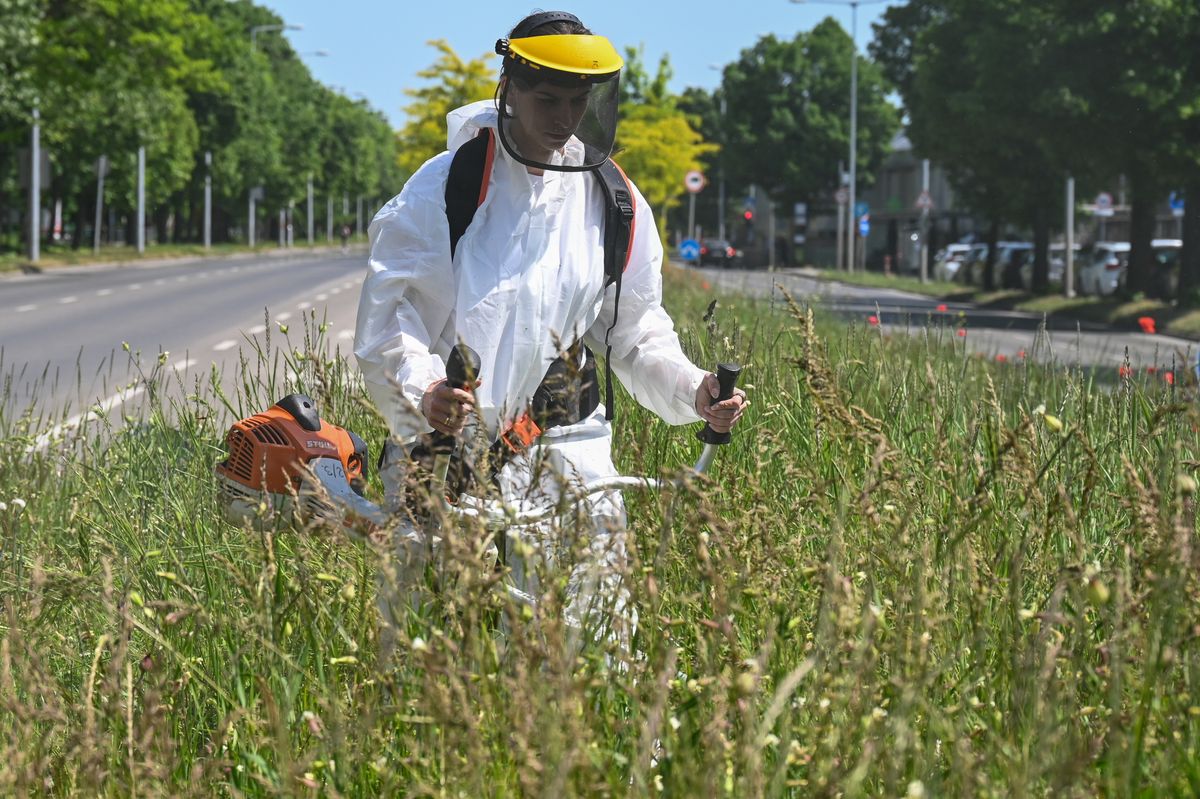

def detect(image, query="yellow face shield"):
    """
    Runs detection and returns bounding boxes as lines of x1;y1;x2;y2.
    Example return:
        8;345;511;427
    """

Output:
496;32;623;172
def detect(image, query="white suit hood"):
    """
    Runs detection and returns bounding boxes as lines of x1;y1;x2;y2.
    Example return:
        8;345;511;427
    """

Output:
446;100;498;152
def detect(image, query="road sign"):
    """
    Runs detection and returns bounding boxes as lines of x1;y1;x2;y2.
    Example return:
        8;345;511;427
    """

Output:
679;238;701;260
854;201;870;219
859;214;870;238
1095;191;1114;217
835;187;849;205
916;190;933;211
684;170;706;194
794;202;808;225
1170;191;1185;218
250;186;265;202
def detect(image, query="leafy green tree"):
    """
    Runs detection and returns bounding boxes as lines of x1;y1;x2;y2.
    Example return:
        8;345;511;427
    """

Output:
720;21;899;223
395;40;494;179
615;46;716;242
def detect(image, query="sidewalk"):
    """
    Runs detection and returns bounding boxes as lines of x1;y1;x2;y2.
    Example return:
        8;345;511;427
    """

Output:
1;242;368;280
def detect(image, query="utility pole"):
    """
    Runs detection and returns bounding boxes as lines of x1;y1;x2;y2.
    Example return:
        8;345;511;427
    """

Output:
203;151;212;249
29;103;40;262
307;173;314;245
248;192;256;248
919;158;930;283
1065;176;1075;298
327;194;333;242
356;194;363;237
136;146;145;254
93;156;107;255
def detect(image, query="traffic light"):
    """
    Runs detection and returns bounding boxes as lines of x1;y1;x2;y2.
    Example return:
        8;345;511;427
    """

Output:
743;209;754;222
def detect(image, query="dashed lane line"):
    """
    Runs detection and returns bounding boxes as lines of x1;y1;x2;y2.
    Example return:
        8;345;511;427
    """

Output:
28;357;199;453
17;304;35;313
213;340;238;352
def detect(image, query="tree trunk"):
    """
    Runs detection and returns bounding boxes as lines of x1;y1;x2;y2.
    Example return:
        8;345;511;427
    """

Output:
1180;180;1200;308
1032;209;1050;293
983;220;999;291
1125;171;1157;297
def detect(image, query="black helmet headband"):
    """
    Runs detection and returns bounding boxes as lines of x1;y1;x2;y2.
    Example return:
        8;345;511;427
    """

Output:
495;11;584;60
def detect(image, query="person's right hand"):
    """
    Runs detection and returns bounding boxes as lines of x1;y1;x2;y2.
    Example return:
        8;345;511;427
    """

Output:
421;378;480;435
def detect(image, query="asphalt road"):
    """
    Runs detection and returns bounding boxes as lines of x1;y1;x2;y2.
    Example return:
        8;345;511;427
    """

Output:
691;264;1198;378
1;249;366;444
3;252;1195;451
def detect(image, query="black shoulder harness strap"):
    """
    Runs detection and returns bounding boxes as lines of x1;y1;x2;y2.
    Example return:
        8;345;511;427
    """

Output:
445;128;636;421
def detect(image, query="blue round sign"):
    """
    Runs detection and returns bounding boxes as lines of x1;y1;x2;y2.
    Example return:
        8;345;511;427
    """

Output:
854;201;870;219
679;238;701;261
858;214;870;238
1170;192;1185;215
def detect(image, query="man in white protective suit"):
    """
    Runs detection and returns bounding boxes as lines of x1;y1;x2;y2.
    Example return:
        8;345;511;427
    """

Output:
353;10;748;656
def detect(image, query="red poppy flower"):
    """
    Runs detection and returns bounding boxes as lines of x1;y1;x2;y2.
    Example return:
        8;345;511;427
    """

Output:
1118;365;1132;378
1137;316;1156;334
956;328;967;337
936;303;948;312
1146;366;1157;375
995;354;1007;363
702;281;712;291
868;315;879;326
1017;349;1027;359
1165;371;1175;385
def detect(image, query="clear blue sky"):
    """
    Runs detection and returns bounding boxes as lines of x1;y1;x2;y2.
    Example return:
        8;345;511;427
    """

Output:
259;0;904;128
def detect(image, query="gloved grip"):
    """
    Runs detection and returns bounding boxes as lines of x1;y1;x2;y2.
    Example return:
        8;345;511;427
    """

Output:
431;343;481;453
696;362;742;445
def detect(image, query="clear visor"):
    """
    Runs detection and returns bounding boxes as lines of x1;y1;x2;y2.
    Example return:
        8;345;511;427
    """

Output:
497;74;620;172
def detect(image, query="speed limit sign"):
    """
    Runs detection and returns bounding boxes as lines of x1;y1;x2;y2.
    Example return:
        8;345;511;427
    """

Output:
684;170;706;194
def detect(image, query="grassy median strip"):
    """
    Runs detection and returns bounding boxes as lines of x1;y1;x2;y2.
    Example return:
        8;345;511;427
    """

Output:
810;267;1200;340
0;268;1197;795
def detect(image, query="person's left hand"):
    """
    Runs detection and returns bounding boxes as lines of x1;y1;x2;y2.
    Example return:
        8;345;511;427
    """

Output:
694;374;748;434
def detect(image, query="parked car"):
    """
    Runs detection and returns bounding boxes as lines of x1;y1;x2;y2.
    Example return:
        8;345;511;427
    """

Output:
1077;241;1131;296
996;242;1033;289
1017;243;1081;289
932;243;971;282
698;238;738;268
1150;238;1183;298
959;241;1029;286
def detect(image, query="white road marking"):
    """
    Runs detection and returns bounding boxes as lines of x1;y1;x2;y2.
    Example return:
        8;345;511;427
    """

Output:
154;279;166;286
276;312;292;321
16;304;35;313
28;357;198;453
316;293;328;301
248;324;267;335
176;276;189;282
60;296;78;304
298;301;312;311
130;283;142;290
97;288;113;297
338;329;355;341
213;339;238;352
330;287;342;295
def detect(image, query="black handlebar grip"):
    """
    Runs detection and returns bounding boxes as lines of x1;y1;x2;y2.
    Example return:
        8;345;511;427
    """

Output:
445;343;481;390
430;344;481;453
696;362;742;445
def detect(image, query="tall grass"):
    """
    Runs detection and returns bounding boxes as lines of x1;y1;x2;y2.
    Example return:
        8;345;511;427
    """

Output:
0;268;1197;796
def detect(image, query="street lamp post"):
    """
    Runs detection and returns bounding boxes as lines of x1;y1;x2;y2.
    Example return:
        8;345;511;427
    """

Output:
708;65;728;242
791;0;889;273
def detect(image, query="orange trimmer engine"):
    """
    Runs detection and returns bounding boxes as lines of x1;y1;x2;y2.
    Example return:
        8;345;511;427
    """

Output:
216;394;374;526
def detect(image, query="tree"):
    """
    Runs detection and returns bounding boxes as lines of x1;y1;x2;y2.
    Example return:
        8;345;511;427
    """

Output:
720;21;899;220
395;40;494;180
614;46;716;242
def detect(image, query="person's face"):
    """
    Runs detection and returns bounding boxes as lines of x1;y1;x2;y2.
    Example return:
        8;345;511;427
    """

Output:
505;80;591;158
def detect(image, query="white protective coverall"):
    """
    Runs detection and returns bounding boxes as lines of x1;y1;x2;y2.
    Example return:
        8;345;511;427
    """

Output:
354;100;707;648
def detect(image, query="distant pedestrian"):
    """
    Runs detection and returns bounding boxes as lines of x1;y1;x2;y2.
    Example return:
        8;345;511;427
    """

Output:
340;223;351;253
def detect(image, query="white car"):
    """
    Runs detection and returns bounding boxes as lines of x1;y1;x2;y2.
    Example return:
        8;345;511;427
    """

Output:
1078;242;1131;296
932;243;971;282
